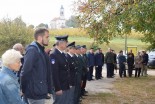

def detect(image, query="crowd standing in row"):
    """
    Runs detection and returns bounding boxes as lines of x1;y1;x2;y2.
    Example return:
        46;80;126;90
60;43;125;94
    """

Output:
0;27;149;104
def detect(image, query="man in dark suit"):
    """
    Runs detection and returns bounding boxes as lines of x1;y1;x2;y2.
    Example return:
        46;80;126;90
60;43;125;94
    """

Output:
87;48;95;81
80;45;88;96
74;45;83;104
95;48;104;79
66;41;77;104
50;35;70;104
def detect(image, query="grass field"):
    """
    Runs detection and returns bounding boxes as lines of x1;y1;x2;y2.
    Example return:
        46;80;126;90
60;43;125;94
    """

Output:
0;36;149;56
81;76;155;104
48;36;149;53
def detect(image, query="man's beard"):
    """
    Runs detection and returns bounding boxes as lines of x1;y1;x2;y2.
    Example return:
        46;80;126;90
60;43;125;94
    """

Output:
42;39;48;46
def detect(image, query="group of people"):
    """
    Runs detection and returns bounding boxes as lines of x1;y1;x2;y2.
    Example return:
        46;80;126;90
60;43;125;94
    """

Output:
0;27;98;104
103;48;149;78
117;50;148;78
0;27;150;104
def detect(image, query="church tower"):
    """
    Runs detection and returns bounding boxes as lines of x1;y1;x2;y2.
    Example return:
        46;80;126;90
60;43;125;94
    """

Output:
60;5;64;19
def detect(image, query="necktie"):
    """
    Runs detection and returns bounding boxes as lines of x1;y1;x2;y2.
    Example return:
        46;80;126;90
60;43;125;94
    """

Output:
62;52;66;58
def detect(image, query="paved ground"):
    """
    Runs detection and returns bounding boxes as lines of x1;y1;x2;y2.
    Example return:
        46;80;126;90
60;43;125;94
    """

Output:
45;67;155;103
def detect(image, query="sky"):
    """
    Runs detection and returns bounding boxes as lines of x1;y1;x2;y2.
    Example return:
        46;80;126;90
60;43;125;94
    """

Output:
0;0;77;26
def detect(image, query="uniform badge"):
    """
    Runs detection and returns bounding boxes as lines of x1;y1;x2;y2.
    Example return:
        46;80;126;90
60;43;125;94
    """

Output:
51;59;55;64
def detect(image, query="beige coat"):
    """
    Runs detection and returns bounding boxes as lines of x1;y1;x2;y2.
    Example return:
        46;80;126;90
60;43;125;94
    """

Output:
134;55;142;68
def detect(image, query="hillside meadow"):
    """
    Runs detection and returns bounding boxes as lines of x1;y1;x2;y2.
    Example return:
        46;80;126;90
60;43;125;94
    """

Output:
48;36;148;53
0;28;149;56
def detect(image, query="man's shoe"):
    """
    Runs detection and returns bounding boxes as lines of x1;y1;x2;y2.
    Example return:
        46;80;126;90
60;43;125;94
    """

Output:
84;91;88;93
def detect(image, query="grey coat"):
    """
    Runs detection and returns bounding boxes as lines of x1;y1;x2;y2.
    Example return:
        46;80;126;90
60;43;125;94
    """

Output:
134;55;142;68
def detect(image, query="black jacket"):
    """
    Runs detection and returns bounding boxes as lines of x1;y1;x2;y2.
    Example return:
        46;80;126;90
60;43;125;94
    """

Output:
20;41;52;99
142;54;149;65
50;48;70;92
66;53;77;86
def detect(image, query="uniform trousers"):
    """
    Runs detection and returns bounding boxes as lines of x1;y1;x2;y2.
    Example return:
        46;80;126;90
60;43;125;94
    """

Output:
106;63;114;78
119;64;126;78
53;89;70;104
27;98;45;104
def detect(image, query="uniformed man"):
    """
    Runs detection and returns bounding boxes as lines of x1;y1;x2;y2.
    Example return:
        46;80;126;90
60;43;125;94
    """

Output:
95;48;104;79
66;41;77;104
105;48;114;78
80;45;88;96
50;35;70;104
74;45;83;104
87;48;95;81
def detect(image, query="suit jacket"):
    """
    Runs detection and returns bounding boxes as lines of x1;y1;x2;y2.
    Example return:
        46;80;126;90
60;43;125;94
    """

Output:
50;48;70;92
66;53;77;86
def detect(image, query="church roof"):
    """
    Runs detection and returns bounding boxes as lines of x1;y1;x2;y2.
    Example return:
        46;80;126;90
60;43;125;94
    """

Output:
51;17;65;21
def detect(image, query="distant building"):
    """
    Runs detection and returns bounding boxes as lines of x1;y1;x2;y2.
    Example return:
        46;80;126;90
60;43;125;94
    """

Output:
50;5;66;29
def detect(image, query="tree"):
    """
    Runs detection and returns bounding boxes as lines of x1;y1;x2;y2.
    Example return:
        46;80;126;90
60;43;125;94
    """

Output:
75;0;155;49
0;17;34;53
65;15;80;28
36;23;48;29
28;24;35;29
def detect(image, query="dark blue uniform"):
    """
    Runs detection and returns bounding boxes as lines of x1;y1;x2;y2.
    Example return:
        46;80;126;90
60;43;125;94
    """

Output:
73;54;83;104
66;53;77;86
95;52;104;79
118;55;126;78
87;52;95;80
66;53;77;104
81;54;88;95
50;48;70;92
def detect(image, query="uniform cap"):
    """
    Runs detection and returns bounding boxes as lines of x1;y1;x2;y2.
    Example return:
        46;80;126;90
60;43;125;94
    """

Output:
55;35;68;42
67;41;75;47
75;45;81;49
81;45;86;49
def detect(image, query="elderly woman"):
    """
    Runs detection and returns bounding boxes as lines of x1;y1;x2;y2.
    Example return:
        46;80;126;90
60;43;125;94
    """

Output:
0;49;25;104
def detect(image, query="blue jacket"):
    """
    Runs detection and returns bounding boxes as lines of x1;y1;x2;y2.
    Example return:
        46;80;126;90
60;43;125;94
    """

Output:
118;55;126;66
95;52;104;66
20;41;52;99
0;66;25;104
87;52;95;67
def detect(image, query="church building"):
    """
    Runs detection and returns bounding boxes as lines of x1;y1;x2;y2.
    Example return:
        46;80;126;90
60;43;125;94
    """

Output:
50;5;66;29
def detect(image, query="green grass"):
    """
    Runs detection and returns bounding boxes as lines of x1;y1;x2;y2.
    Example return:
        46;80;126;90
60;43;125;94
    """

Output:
0;36;149;56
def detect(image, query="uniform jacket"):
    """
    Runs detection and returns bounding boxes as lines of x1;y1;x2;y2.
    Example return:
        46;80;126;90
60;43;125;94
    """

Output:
87;52;95;67
118;54;126;66
66;53;77;86
0;66;25;104
79;55;87;74
20;41;52;99
73;55;83;76
50;48;70;92
95;52;104;66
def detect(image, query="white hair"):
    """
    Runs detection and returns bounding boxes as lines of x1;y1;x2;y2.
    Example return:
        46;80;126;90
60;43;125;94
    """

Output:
2;49;23;67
